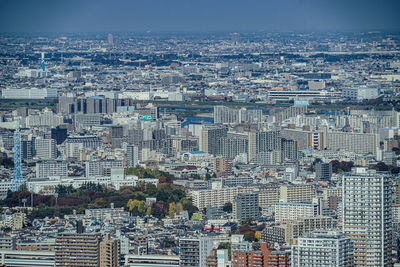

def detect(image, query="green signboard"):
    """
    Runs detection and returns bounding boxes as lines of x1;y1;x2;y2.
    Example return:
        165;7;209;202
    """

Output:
140;114;152;121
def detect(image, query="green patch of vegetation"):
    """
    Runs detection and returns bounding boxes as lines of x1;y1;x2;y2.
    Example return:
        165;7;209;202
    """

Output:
1;168;198;220
0;99;58;111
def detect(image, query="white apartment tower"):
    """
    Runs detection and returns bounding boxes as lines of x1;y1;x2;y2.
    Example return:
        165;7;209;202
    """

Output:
342;168;392;266
291;230;354;266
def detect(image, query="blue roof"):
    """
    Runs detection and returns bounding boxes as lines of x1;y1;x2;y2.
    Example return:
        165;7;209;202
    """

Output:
190;151;205;154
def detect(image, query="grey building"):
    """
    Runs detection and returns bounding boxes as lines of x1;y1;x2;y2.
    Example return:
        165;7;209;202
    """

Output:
233;193;259;222
74;113;102;130
315;162;332;181
36;161;68;179
34;138;57;160
199;125;227;155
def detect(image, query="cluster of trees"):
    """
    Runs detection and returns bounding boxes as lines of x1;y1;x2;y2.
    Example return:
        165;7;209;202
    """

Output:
1;170;197;220
331;160;354;173
236;223;262;242
370;162;400;174
123;182;197;219
55;182;104;195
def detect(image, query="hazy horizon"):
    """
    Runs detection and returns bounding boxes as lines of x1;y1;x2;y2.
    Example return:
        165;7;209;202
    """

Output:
0;0;399;33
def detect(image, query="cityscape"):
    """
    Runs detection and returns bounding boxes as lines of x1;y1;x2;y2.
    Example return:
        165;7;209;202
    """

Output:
0;1;400;266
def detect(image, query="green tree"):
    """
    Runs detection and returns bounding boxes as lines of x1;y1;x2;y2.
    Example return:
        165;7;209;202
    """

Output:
169;202;176;218
146;207;152;215
127;199;147;216
254;231;262;241
176;202;184;213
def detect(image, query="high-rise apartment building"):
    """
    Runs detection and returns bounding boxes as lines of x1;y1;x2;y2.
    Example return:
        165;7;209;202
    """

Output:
342;168;392;266
281;138;299;161
100;234;120;267
199;125;227;155
214;106;239;124
274;203;320;223
248;130;281;161
291;231;354;266
214;106;262;124
279;184;314;203
127;145;139;167
189;186;255;210
179;237;213;267
262;216;338;246
55;233;100;266
21;139;33;160
233;193;259;222
213;156;233;177
217;132;249;159
327;131;378;155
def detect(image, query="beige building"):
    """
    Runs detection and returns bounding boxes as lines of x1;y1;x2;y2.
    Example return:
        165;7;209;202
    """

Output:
12;213;26;230
189;186;254;210
285;216;338;245
279;184;313;203
258;184;314;208
100;234;120;267
55;233;100;266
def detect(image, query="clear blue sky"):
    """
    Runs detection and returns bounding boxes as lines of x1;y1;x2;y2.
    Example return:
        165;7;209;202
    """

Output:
0;0;399;32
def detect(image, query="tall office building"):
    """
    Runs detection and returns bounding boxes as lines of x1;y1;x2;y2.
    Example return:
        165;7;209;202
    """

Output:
342;168;392;266
179;237;213;267
127;145;139;167
291;231;354;266
233;193;259;222
55;233;100;266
